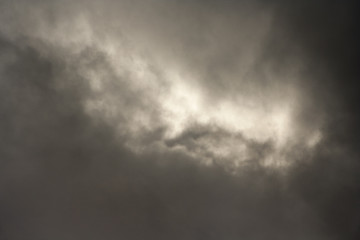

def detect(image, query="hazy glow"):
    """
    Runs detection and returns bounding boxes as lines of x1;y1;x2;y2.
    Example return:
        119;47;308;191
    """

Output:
161;69;295;145
82;41;322;167
11;12;322;168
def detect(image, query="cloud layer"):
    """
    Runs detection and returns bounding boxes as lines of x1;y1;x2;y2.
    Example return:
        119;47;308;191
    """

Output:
0;0;359;239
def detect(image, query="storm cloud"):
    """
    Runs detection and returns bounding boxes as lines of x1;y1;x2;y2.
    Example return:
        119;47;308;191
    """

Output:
0;0;359;239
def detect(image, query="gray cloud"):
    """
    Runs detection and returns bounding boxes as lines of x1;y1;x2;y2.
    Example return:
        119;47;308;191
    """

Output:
0;0;359;239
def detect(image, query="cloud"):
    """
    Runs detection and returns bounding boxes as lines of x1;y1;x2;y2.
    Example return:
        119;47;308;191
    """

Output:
0;0;359;239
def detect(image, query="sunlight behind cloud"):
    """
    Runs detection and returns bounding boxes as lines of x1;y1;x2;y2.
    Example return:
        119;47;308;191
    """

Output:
6;8;323;169
83;40;321;168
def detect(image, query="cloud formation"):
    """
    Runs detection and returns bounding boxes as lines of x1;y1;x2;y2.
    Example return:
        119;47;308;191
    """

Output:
0;0;359;239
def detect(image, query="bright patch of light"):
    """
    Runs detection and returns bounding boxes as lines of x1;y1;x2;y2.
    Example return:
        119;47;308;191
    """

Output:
160;70;294;147
41;21;322;169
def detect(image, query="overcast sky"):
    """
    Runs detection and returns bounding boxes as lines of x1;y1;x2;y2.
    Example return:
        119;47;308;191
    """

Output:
0;0;359;239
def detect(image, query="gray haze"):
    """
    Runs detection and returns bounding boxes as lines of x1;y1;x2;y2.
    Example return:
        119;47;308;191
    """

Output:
0;0;359;239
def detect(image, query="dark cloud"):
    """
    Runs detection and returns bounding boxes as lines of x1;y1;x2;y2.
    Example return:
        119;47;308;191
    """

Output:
164;124;276;169
0;0;359;239
271;1;360;238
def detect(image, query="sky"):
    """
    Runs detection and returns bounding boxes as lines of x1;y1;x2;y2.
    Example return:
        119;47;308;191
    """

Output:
0;0;359;239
